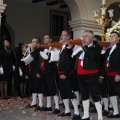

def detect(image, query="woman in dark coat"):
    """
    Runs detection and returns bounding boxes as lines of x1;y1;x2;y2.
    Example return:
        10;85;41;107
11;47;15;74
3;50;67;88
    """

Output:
0;39;15;98
16;43;28;98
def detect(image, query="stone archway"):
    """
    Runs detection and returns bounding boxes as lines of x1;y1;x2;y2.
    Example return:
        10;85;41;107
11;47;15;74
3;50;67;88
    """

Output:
63;0;102;38
63;0;119;39
64;0;87;21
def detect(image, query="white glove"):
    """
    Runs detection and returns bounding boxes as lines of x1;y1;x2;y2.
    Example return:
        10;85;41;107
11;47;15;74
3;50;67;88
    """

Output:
21;54;34;65
43;49;49;54
19;69;23;77
40;51;48;60
49;50;59;63
12;65;15;71
0;67;4;75
71;45;83;57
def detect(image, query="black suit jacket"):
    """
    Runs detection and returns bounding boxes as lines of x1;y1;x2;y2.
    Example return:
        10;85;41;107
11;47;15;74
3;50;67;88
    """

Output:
75;44;101;71
101;42;120;76
58;46;73;76
29;48;41;74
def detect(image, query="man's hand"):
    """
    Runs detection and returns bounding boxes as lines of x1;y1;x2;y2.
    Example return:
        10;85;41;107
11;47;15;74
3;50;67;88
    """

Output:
60;74;66;79
82;40;88;47
114;75;120;82
98;76;104;83
103;47;107;51
36;74;41;78
31;43;37;50
25;76;28;79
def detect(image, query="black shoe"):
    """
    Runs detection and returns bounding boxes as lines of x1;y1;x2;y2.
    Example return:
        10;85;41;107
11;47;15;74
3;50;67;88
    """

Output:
107;113;120;118
52;109;60;114
20;95;26;98
4;96;10;100
81;117;90;120
58;112;71;117
89;107;97;113
43;107;52;111
35;106;44;111
72;114;81;120
26;104;37;108
102;110;109;116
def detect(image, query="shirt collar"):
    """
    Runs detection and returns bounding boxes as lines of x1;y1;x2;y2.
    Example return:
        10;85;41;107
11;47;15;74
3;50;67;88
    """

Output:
88;42;93;47
111;44;116;49
62;44;66;49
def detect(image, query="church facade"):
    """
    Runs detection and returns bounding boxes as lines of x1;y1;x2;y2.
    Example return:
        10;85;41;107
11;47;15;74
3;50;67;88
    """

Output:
0;0;119;48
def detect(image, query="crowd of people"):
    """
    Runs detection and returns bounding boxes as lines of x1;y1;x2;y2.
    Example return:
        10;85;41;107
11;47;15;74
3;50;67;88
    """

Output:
0;30;120;120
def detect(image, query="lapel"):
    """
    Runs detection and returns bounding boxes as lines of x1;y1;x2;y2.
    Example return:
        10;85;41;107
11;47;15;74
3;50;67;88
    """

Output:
60;47;65;57
110;47;117;57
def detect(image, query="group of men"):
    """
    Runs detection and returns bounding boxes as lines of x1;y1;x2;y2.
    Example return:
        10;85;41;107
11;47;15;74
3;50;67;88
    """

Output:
23;30;120;120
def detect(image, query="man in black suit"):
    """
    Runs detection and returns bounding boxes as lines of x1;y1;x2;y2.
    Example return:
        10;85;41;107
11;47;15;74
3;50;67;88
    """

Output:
57;30;80;120
90;35;110;116
100;32;120;118
25;37;43;110
40;34;60;114
76;30;103;120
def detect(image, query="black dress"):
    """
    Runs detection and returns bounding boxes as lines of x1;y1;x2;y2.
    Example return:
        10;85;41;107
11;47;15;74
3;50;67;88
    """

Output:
16;52;28;83
0;48;15;81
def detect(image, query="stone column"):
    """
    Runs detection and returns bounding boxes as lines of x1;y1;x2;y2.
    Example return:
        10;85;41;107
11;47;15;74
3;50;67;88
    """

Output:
0;2;7;47
69;19;101;39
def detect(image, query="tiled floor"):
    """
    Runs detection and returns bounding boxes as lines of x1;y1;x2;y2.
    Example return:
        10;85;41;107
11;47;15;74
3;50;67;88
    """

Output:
0;97;119;120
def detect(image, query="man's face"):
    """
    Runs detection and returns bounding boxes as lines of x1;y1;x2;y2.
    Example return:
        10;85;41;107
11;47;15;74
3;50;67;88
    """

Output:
44;35;52;44
110;33;120;45
93;38;97;41
32;38;39;48
60;31;70;44
82;32;93;45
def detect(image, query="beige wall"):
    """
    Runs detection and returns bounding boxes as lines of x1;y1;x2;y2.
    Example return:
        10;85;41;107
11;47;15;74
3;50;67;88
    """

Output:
4;0;50;47
0;0;3;4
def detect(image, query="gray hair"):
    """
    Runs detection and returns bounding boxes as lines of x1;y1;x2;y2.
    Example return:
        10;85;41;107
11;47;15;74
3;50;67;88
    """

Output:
83;30;94;38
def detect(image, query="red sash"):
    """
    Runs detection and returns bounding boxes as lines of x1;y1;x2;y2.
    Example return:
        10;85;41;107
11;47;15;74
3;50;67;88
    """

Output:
106;61;117;76
77;59;98;75
28;64;31;71
58;71;64;75
41;59;45;71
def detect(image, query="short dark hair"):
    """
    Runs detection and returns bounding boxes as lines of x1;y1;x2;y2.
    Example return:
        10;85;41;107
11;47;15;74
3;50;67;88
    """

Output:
18;42;24;48
44;34;53;39
62;30;73;39
111;32;120;37
94;35;102;41
33;37;41;44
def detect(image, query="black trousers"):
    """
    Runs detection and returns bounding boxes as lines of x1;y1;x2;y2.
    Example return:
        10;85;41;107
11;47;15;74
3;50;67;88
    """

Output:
43;72;58;96
59;75;76;100
29;72;42;93
107;76;120;97
70;73;80;92
99;76;108;98
77;73;100;102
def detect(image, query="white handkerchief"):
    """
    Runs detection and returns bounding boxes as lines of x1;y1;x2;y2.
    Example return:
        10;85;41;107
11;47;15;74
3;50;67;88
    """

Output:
80;60;83;67
0;67;4;75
